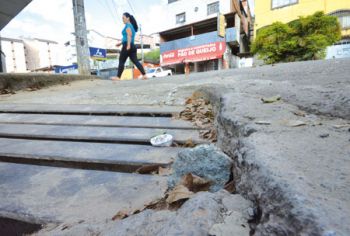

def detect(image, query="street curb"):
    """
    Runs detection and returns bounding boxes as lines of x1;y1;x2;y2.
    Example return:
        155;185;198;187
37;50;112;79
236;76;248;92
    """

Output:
0;73;99;93
196;87;323;235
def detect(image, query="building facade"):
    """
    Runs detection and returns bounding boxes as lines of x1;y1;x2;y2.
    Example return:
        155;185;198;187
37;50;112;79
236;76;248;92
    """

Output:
159;0;252;74
254;0;350;58
0;37;61;73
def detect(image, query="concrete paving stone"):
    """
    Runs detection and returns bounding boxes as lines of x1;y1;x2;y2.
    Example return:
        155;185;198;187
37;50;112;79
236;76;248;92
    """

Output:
0;162;168;224
0;138;179;169
0;113;196;129
0;123;206;144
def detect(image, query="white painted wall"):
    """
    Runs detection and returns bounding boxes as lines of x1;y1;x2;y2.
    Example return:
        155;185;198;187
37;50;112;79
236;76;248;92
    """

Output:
326;44;350;59
1;40;27;73
1;38;64;72
162;0;232;31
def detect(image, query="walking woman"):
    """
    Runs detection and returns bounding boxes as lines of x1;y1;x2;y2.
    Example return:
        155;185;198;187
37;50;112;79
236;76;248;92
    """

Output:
113;12;147;80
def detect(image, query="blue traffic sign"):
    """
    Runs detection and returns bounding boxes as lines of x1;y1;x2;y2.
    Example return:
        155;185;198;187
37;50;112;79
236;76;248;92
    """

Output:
89;47;107;59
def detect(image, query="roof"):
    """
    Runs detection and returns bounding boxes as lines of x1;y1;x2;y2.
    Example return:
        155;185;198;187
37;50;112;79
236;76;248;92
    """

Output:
0;0;32;30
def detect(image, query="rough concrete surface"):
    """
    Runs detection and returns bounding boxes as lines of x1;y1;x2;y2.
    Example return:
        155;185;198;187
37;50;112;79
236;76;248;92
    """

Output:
35;190;253;236
0;162;168;224
213;91;350;235
1;58;349;235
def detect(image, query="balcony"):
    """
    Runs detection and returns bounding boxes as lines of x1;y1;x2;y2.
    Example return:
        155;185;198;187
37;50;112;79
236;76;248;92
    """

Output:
160;27;237;53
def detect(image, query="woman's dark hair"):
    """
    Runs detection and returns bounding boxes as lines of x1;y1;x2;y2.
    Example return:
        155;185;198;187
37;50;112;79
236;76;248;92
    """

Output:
123;12;138;32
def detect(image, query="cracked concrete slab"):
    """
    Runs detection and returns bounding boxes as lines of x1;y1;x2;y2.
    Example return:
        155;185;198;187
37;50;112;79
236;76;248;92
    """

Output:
0;163;168;224
35;190;253;236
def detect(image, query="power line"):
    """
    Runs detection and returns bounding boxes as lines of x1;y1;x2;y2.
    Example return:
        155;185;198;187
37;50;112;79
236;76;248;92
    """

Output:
106;0;118;20
110;0;120;18
126;0;136;15
98;0;117;22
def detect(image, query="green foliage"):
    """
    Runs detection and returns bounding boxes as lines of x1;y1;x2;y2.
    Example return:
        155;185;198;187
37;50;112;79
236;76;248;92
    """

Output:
252;11;342;64
137;48;160;63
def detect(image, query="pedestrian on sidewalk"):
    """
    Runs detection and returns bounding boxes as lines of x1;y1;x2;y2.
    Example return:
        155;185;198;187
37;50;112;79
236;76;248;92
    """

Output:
113;12;147;80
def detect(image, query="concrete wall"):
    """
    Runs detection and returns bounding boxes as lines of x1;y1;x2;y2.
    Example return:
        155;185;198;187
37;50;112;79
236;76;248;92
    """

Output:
254;0;350;37
163;0;232;31
326;44;350;59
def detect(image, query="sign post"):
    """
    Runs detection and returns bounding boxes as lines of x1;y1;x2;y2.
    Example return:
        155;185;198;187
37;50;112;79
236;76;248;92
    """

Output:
217;13;227;38
89;47;107;76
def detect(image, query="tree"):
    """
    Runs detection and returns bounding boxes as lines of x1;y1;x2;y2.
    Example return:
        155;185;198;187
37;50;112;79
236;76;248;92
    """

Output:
252;11;341;64
138;48;160;64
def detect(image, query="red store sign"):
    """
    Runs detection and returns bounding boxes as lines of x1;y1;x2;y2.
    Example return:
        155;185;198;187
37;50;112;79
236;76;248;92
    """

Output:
161;42;226;66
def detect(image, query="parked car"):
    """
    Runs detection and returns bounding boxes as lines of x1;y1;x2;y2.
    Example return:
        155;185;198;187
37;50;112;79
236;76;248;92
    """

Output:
145;67;172;78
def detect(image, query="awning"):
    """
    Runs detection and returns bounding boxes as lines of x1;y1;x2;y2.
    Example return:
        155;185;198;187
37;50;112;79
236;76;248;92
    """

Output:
161;42;226;66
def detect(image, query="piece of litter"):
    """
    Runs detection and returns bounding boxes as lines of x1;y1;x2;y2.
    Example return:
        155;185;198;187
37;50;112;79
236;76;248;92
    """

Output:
112;210;129;221
150;134;173;147
285;120;307;127
166;184;194;204
158;167;173;176
261;95;281;104
255;121;271;125
293;110;306;117
319;134;330;138
333;124;350;129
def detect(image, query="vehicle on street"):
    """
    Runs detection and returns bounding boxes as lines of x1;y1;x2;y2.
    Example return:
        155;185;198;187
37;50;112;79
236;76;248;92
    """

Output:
144;67;172;78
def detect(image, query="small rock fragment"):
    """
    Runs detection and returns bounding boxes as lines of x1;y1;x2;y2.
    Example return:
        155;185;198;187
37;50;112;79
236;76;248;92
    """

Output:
284;120;307;127
261;95;281;103
112;210;129;221
255;121;271;125
319;134;330;138
332;124;350;129
293;110;307;117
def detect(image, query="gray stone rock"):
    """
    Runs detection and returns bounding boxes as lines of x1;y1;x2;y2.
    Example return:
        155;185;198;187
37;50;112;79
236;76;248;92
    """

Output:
169;145;233;192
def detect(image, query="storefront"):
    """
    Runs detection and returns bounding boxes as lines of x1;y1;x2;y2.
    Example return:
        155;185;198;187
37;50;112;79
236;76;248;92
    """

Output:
159;14;239;74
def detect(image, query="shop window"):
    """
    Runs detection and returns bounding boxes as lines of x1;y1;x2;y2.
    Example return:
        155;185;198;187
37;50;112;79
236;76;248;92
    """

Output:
207;2;219;15
271;0;298;9
176;12;186;24
330;10;350;29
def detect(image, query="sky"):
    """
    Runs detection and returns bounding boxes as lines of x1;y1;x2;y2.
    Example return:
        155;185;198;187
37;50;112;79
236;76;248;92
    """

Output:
1;0;254;44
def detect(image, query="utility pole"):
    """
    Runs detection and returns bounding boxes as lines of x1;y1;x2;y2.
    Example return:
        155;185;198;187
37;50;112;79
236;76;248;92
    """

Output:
72;0;91;75
0;33;3;73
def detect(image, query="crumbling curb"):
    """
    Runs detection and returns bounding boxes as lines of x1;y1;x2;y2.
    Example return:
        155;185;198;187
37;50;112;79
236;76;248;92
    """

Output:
0;73;98;93
197;88;325;235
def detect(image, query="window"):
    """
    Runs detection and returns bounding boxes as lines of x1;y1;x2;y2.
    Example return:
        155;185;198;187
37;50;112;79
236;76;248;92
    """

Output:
207;2;219;15
176;12;186;24
168;0;178;4
330;10;350;29
272;0;298;9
